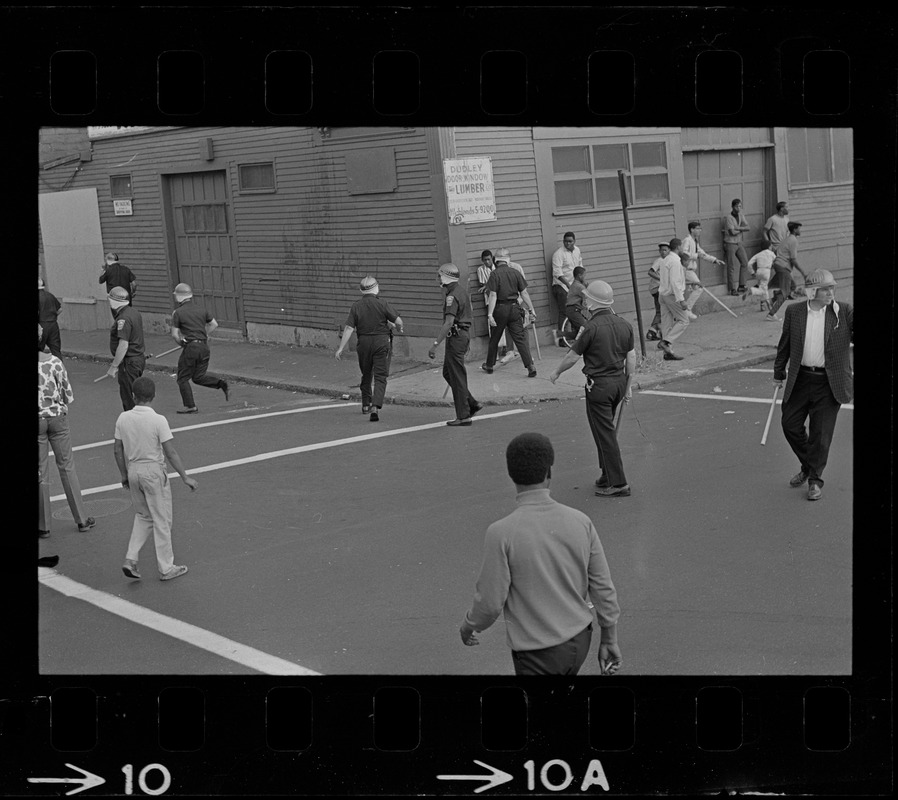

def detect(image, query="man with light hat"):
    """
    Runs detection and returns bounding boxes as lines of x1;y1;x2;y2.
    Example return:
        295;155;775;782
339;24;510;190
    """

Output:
106;286;145;410
336;275;404;422
428;263;483;426
549;280;635;497
772;268;853;501
170;282;230;414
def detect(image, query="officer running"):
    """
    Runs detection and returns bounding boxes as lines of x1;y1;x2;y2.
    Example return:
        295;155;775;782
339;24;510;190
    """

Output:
428;263;483;427
481;247;538;377
170;283;230;414
106;287;146;411
549;280;636;497
336;275;404;422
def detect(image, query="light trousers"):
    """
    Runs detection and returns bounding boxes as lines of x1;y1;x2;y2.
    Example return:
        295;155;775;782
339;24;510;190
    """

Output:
659;293;691;343
125;462;175;574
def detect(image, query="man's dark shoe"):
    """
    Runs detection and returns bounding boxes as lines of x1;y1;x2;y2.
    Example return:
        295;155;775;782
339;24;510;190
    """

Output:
527;368;537;378
369;410;379;422
729;289;739;296
446;418;472;427
595;484;631;497
807;483;822;501
77;517;96;532
38;529;50;539
177;407;199;414
663;351;684;361
480;363;493;374
657;340;672;354
469;403;484;418
38;555;60;568
789;470;808;488
594;476;609;488
221;380;230;401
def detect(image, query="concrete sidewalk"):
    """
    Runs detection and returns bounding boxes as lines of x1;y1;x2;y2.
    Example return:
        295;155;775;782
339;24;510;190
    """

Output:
59;285;852;409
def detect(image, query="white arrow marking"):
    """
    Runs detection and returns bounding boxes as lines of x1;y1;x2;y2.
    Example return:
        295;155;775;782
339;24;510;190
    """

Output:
28;763;106;796
437;760;514;793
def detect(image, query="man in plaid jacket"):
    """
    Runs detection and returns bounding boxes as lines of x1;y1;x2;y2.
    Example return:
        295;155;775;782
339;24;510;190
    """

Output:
772;268;853;501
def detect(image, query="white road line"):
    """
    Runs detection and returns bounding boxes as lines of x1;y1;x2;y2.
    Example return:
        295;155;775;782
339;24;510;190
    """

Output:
54;410;529;502
73;402;358;452
639;389;854;410
739;368;774;373
38;569;320;675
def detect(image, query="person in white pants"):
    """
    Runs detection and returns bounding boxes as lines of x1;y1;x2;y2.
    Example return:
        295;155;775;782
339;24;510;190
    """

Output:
681;221;725;318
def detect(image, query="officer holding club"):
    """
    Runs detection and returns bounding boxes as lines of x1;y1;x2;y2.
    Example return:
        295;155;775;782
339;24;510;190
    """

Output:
428;263;483;427
106;286;146;411
549;280;636;497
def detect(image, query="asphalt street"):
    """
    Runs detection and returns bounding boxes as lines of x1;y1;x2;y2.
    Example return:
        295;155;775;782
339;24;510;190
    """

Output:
39;363;853;676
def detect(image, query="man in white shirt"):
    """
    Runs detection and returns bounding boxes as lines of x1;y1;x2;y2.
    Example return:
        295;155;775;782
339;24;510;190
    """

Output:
682;221;725;318
742;244;776;309
657;239;690;360
551;231;583;345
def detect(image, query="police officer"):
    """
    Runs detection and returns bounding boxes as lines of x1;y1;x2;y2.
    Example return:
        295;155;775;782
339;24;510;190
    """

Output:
99;252;137;310
106;287;146;411
336;275;404;422
481;248;538;377
170;283;230;414
428;263;483;427
549;280;636;497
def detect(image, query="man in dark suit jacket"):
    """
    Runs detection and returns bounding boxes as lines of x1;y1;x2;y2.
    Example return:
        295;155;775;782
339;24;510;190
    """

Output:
773;268;853;501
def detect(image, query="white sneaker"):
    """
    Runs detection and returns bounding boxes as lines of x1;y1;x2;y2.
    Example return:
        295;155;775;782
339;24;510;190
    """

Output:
160;564;189;581
686;310;698;320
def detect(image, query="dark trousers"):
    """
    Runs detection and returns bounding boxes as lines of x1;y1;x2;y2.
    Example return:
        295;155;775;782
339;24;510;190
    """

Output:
781;370;841;486
565;307;590;338
485;303;533;369
552;285;569;332
768;267;792;316
39;321;62;358
118;355;146;411
511;624;592;676
356;334;391;409
724;242;749;291
443;331;478;420
649;291;661;330
177;341;224;408
585;374;628;486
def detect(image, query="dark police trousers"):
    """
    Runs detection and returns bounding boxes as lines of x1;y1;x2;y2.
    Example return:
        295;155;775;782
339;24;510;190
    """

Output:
177;341;225;408
780;368;841;486
511;624;592;676
356;333;391;409
485;302;533;369
118;355;146;411
585;374;628;487
443;330;479;420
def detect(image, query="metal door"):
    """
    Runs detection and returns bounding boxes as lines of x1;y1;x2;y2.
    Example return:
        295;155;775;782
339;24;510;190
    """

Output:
683;148;770;286
167;171;242;328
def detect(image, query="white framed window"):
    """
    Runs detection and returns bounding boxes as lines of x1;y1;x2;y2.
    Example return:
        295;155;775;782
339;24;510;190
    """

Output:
552;140;670;211
237;161;276;193
786;128;853;187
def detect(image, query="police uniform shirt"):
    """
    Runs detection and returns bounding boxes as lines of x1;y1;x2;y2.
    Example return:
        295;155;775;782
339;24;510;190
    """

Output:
101;263;136;293
571;310;634;378
345;295;399;336
109;306;145;357
172;300;214;342
444;283;472;328
484;264;528;304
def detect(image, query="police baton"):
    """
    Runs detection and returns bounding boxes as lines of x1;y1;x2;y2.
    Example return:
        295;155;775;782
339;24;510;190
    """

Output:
148;345;181;360
761;384;781;446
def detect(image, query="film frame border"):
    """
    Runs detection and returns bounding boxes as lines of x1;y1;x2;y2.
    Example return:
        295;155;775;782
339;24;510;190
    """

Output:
9;4;894;796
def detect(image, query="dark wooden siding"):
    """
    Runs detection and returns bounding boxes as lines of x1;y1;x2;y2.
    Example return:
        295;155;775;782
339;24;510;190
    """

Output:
785;184;854;283
454;128;544;336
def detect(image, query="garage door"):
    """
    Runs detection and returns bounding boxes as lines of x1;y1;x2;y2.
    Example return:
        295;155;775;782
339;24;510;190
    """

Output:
684;148;771;286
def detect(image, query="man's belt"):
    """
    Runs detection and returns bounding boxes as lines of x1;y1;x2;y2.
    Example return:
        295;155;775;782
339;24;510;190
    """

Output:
800;365;826;373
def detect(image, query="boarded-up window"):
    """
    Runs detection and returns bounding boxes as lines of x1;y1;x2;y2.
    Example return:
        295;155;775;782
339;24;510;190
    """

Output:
552;139;670;211
181;204;228;233
786;128;853;186
238;162;276;192
346;147;398;195
110;174;132;197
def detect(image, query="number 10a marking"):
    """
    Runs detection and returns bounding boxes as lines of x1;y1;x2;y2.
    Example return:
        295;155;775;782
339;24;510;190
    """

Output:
121;764;172;795
524;759;610;792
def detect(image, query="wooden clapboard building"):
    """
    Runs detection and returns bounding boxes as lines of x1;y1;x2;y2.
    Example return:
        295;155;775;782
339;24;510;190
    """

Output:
38;125;853;356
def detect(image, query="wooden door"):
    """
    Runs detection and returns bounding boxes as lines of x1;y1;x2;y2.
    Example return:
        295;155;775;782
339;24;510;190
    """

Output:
168;171;242;328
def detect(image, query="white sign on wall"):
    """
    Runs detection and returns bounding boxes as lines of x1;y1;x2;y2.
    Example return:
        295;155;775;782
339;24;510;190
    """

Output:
443;157;496;224
113;199;133;216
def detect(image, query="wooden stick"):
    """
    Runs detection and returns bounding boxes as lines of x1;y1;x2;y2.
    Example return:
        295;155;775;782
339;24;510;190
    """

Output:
93;373;110;383
150;345;181;360
531;321;542;360
761;384;780;446
704;289;739;318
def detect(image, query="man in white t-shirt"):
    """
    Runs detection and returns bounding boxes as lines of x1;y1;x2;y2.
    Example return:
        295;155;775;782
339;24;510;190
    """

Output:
551;231;583;345
114;376;198;582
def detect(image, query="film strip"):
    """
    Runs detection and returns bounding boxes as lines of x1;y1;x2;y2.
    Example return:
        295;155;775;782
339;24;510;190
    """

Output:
11;5;893;797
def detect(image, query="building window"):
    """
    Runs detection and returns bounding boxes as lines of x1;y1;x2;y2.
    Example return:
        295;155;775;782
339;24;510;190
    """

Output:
552;140;670;211
110;174;132;198
238;162;276;193
786;128;853;186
